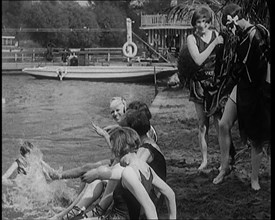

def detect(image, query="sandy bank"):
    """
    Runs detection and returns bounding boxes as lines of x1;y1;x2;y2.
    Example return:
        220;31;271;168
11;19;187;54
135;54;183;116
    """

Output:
149;86;271;220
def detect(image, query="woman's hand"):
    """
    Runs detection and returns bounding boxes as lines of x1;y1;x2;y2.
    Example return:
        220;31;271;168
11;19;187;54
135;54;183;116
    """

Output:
215;35;224;46
91;122;108;138
81;169;98;183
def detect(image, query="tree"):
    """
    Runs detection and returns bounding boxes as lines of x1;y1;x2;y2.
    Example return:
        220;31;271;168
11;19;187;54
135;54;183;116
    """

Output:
63;1;100;48
19;1;100;47
166;0;270;30
94;2;127;47
2;1;26;29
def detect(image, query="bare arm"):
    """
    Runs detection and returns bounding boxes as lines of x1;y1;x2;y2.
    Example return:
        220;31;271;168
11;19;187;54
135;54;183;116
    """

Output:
121;166;158;219
103;124;120;132
151;168;176;219
136;142;161;164
187;33;223;66
136;147;153;163
91;122;112;149
2;162;18;186
81;162;124;183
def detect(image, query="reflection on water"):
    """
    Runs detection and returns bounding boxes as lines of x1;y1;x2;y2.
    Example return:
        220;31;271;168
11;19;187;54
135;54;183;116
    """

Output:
2;74;156;219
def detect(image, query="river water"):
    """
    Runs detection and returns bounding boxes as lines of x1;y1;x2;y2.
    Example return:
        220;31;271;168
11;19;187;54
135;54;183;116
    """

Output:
2;74;156;219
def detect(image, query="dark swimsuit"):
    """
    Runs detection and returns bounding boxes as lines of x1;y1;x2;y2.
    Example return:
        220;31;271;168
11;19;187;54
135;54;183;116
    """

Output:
104;143;166;219
104;168;153;220
140;143;166;215
235;26;270;146
189;31;219;114
142;143;166;182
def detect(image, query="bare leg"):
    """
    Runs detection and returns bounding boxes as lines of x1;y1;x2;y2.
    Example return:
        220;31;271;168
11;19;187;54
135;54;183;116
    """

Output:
50;184;89;220
194;103;209;170
86;180;119;218
75;180;104;209
98;180;118;209
213;98;237;184
213;113;221;136
51;180;104;220
251;145;263;190
213;113;221;170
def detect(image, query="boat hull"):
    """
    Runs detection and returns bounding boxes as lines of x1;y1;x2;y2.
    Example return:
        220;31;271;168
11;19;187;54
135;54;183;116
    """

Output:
22;65;177;83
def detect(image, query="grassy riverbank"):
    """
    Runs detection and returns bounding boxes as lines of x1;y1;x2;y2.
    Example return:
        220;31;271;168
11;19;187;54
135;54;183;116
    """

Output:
150;86;271;220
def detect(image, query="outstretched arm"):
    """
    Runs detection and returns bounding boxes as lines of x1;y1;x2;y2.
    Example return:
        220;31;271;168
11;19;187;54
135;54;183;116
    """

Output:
121;166;158;219
2;162;18;186
51;159;111;180
91;122;112;149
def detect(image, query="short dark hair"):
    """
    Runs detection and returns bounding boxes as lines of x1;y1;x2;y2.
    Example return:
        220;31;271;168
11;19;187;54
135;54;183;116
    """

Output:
119;109;150;136
222;3;243;26
127;101;152;120
191;5;212;27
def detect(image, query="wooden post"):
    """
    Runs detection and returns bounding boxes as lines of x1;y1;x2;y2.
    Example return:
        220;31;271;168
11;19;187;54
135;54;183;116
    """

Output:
126;18;133;65
154;66;158;96
32;50;35;62
85;53;88;66
107;52;110;62
126;18;133;44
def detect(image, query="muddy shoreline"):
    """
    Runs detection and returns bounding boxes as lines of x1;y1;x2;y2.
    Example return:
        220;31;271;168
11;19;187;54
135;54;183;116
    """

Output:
150;87;271;220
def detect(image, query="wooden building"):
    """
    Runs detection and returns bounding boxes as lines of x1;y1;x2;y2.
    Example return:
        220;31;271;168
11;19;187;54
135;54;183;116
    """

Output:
140;13;193;57
2;35;19;51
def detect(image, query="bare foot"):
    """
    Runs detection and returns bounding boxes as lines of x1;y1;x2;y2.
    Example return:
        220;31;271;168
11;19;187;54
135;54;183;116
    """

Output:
251;180;261;191
213;168;231;184
198;161;207;170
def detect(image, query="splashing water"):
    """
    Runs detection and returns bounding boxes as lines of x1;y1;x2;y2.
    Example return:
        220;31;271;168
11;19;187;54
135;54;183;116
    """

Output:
2;147;77;219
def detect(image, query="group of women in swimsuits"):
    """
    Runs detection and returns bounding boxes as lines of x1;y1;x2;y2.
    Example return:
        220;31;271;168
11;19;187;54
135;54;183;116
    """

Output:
186;3;270;191
2;2;270;219
3;97;176;220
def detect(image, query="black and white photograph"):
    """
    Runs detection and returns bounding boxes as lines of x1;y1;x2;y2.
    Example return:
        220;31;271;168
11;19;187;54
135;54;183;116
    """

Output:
2;0;270;219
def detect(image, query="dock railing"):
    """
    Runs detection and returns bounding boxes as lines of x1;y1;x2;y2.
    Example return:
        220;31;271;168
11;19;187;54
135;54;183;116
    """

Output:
140;14;191;28
2;47;125;65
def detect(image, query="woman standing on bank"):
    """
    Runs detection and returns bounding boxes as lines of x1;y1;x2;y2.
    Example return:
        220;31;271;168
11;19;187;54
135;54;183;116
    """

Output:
187;5;231;170
214;3;270;190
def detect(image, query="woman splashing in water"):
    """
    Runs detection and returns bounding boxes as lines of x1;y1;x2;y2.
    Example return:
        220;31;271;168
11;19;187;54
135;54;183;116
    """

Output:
2;141;77;219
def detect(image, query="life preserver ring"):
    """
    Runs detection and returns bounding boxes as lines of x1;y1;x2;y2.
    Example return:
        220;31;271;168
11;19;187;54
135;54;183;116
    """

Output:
56;67;67;81
122;41;138;58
